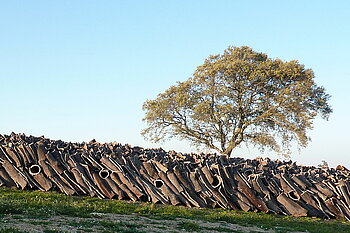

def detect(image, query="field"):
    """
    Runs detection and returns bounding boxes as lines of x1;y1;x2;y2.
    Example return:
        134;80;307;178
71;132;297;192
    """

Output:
0;187;349;233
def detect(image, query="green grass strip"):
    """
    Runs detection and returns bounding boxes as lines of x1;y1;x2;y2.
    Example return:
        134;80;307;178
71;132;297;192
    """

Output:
1;187;350;233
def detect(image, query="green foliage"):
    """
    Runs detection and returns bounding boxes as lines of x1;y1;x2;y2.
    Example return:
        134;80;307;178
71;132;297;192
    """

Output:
142;46;332;156
0;228;27;233
178;221;201;231
318;160;329;169
42;230;61;233
97;220;145;233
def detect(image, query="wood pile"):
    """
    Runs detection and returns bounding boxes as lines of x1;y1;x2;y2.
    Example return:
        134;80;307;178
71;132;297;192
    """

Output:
0;133;349;220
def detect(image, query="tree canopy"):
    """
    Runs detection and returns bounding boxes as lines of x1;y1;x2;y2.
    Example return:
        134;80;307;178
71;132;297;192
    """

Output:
142;46;332;156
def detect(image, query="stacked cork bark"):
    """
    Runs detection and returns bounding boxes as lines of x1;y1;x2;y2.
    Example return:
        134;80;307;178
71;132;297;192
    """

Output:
0;133;350;220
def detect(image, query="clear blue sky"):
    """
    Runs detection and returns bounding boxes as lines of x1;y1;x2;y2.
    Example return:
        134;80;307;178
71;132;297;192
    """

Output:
1;1;349;167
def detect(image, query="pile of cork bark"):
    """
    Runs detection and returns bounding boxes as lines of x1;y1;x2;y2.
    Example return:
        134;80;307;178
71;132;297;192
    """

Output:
0;133;349;220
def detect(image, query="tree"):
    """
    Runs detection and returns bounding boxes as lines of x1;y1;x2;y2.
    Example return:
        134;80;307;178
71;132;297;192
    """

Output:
318;160;329;169
142;46;332;157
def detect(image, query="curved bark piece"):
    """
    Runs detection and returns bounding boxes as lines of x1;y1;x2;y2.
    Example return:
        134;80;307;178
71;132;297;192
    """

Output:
81;154;102;170
138;177;168;204
63;170;87;195
27;143;39;161
109;172;128;200
29;165;41;176
325;198;344;219
120;164;141;186
255;175;271;197
71;167;91;195
300;191;328;218
4;147;23;167
274;174;301;202
106;174;136;201
232;190;255;212
201;165;215;185
32;172;53;191
196;167;229;209
100;156;121;172
159;171;191;207
313;182;335;198
274;174;294;194
51;175;76;196
0;165;16;187
92;171;115;199
38;160;57;178
36;143;47;162
25;144;37;163
139;167;155;184
217;166;234;195
313;194;335;218
112;172;142;201
143;182;163;204
218;186;238;210
250;176;264;198
211;189;230;209
46;151;64;175
127;155;142;176
2;160;27;189
195;169;213;197
80;164;106;198
173;168;207;208
166;171;184;193
267;177;283;197
291;174;312;189
281;173;303;195
154;179;181;206
153;160;168;173
338;180;350;206
16;145;33;166
181;189;206;208
223;166;237;189
99;170;110;179
336;200;350;221
211;174;223;189
22;169;40;189
0;146;7;160
233;171;269;212
142;161;159;179
325;181;339;195
132;175;150;202
119;183;138;201
264;195;284;215
28;164;53;191
277;193;308;217
189;171;202;193
174;165;196;191
202;195;218;208
114;171;146;200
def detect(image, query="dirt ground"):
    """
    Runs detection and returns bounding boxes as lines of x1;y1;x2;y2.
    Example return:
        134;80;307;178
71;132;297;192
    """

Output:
0;212;292;233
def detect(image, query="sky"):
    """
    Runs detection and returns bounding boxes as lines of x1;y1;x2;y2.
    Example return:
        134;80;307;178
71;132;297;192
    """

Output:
0;1;349;168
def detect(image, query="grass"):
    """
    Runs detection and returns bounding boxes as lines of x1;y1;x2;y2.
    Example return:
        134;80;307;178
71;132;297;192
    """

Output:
201;226;240;232
97;220;145;233
0;228;27;233
178;221;201;231
0;187;350;233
